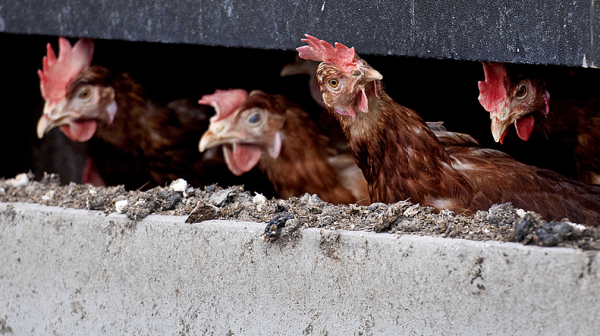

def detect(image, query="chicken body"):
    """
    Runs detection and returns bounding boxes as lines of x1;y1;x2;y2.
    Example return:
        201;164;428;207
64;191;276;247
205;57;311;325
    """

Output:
478;62;600;184
199;89;370;205
298;35;600;226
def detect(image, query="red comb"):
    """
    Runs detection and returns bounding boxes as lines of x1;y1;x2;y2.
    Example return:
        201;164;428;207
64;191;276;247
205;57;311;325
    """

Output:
198;89;249;121
38;38;94;102
478;62;508;115
297;34;359;72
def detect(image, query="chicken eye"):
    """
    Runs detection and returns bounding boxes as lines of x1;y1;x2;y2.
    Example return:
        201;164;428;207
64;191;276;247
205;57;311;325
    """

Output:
516;85;527;99
78;89;91;99
328;79;339;88
248;113;261;124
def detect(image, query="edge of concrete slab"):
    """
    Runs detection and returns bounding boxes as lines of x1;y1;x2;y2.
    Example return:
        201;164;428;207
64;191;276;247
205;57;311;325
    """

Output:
1;202;599;335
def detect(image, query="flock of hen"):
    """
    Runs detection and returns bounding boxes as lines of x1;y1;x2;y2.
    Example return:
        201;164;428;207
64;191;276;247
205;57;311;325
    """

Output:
35;35;600;226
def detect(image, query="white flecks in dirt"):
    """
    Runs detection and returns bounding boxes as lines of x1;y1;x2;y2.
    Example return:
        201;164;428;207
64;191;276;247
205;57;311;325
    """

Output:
253;193;267;205
1;172;599;250
42;190;55;201
169;178;188;192
4;173;29;188
115;199;129;214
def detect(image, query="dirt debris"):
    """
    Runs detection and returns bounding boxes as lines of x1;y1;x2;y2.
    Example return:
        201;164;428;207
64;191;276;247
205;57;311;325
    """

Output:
185;202;217;223
1;172;599;250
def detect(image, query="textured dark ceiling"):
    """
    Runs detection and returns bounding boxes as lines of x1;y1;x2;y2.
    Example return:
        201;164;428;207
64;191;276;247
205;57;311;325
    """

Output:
0;0;598;67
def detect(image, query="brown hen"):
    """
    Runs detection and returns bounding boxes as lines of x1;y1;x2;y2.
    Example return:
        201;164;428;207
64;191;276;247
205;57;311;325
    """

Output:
478;62;600;184
198;89;370;205
298;35;600;226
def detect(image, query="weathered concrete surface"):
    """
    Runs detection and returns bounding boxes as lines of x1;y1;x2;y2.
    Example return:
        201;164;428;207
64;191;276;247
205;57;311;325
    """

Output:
0;0;598;67
0;202;599;335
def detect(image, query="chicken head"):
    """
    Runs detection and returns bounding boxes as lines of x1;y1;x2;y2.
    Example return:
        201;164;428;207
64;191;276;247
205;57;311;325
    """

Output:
297;34;382;118
36;38;117;142
198;89;285;176
478;62;550;144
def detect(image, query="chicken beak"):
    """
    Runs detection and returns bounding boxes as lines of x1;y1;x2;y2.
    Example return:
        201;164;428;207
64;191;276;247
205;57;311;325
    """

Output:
491;118;505;143
199;128;247;153
360;67;383;83
490;105;512;144
199;130;219;152
36;114;55;139
36;98;74;139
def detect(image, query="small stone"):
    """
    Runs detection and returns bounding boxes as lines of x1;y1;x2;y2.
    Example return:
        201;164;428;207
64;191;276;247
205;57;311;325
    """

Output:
41;172;60;185
440;209;455;216
403;204;420;217
308;194;323;204
309;206;322;214
87;195;106;210
115;200;129;214
253;193;267;205
42;190;55;201
568;222;587;232
346;204;362;215
162;193;182;211
319;215;334;226
487;203;518;226
183;187;195;198
579;241;591;250
368;202;387;212
205;185;216;192
169;178;188;192
299;193;311;203
396;219;420;232
533;229;559;246
514;214;535;242
186;202;217;223
210;189;232;206
5;173;29;187
261;214;294;242
159;190;173;199
275;202;287;213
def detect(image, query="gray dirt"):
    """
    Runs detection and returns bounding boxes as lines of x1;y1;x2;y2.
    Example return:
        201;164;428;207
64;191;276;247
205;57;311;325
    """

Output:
1;172;599;249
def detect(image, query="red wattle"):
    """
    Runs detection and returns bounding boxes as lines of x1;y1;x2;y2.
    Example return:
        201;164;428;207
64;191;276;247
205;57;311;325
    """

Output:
223;143;262;176
60;120;97;142
500;129;508;145
515;115;535;141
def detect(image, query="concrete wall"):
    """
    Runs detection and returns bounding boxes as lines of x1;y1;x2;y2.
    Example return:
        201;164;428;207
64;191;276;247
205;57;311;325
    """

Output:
1;202;599;335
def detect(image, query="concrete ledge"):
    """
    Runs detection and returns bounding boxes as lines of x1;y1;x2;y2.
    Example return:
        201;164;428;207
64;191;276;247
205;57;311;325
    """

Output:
1;202;599;335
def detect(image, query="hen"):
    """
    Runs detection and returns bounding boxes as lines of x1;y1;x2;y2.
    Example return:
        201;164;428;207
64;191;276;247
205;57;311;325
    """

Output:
298;35;600;226
198;89;370;205
36;37;268;192
478;62;600;184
